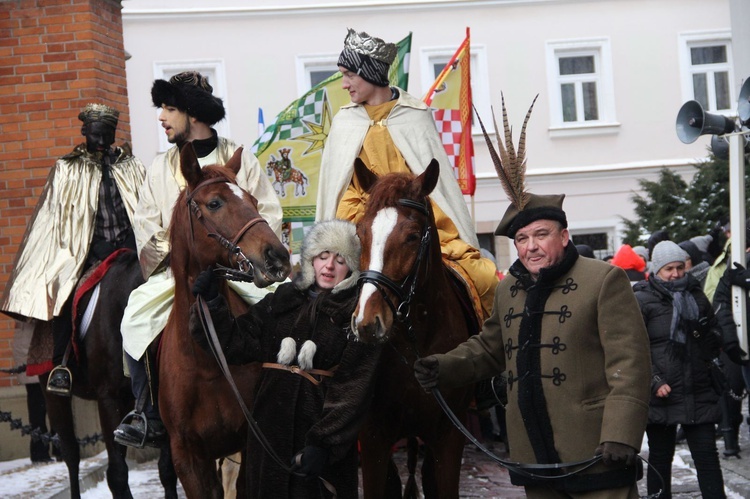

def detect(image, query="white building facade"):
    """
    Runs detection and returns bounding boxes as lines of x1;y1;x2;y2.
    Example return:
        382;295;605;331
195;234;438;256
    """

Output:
121;0;740;269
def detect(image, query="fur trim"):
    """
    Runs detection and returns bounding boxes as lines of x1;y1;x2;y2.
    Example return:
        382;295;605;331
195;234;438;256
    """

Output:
295;219;360;293
151;78;226;126
298;340;317;371
277;337;297;365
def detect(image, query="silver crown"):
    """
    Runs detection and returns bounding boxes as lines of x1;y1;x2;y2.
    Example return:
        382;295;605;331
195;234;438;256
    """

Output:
343;28;397;64
78;103;119;127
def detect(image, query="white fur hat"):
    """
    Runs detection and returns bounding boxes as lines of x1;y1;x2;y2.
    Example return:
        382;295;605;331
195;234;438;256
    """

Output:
295;219;360;293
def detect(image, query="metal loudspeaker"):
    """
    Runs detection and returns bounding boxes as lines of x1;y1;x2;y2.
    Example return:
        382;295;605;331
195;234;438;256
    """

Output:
676;100;735;144
739;78;750;126
712;131;750;160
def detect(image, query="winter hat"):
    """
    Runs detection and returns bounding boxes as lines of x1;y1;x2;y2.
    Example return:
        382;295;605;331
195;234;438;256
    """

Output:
678;240;702;266
632;245;649;264
337;28;397;87
575;244;595;259
651;240;688;274
151;71;226;126
689;235;713;254
496;193;567;238
611;244;646;272
295;219;360;293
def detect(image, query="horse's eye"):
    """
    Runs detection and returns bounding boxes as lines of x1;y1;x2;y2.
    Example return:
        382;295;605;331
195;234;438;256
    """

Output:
406;232;420;243
206;199;223;211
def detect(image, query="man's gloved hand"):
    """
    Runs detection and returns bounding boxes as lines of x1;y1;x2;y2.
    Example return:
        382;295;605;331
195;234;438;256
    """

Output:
595;441;637;467
728;262;750;290
726;344;750;366
290;445;328;479
413;356;440;393
192;267;218;301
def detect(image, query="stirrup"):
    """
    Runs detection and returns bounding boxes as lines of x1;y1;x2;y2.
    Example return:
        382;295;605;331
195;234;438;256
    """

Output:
46;366;72;397
113;410;148;449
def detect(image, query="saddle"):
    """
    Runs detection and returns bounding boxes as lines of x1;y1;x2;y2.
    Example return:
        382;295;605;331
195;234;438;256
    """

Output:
443;259;482;335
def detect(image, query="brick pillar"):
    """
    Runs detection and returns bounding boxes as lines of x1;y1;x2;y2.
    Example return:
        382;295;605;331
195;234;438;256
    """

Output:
0;0;129;387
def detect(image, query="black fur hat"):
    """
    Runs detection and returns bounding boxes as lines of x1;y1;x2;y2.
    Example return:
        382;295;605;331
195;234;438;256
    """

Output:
151;71;225;126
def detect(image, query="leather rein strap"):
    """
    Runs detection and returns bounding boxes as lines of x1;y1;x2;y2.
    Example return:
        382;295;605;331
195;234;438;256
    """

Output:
196;295;337;497
261;362;336;386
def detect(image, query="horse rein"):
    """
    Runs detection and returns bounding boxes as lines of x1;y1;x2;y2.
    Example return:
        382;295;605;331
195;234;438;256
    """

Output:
357;198;432;340
195;295;338;497
186;177;268;279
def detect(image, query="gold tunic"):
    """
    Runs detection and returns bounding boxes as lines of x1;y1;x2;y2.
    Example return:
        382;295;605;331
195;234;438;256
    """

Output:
336;101;497;318
0;144;145;321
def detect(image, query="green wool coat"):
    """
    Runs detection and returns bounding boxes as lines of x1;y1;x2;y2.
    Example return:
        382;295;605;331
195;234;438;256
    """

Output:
435;249;651;491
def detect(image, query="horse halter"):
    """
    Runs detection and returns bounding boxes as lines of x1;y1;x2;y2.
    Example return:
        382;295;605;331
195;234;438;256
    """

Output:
357;198;432;329
186;176;268;281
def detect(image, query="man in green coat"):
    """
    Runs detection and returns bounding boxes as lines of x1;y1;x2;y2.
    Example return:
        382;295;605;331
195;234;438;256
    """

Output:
414;193;651;498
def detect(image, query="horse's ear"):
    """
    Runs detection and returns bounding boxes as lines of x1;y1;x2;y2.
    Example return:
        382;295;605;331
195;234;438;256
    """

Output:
354;158;378;193
180;141;203;188
226;147;243;175
416;159;440;198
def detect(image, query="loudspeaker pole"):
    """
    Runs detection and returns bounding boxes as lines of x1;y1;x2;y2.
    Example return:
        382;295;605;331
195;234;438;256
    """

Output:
728;131;748;352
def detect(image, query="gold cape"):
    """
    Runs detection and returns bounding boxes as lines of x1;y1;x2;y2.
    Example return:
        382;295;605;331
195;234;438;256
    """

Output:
0;144;145;321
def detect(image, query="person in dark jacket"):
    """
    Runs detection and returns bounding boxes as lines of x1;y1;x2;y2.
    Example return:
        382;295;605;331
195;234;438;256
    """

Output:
633;240;726;499
189;219;380;498
711;254;750;457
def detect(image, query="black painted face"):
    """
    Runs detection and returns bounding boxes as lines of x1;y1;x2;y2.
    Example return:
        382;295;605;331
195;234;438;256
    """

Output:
83;121;116;154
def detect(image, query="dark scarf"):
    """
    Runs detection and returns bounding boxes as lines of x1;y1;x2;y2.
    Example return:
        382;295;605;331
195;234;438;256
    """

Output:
192;129;219;158
509;244;579;465
650;275;699;359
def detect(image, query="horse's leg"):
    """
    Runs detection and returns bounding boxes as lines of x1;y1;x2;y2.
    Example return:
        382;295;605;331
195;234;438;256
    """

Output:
421;444;437;499
157;441;179;499
360;434;400;499
170;440;223;499
425;427;465;499
40;373;82;498
97;397;133;499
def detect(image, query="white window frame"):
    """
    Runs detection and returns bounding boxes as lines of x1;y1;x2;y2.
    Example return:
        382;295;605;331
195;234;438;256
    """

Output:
545;38;618;137
153;60;229;153
295;53;340;95
420;44;493;135
678;30;734;115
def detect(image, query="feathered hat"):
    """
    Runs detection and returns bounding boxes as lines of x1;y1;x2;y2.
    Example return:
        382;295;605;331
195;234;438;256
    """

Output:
476;94;567;238
151;71;225;126
294;219;361;293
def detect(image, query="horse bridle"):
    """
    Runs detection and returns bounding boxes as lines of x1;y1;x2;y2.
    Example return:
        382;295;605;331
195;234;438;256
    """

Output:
357;198;432;333
186;177;267;282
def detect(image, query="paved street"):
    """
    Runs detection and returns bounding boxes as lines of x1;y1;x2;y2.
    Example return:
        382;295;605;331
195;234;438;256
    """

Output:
2;400;749;497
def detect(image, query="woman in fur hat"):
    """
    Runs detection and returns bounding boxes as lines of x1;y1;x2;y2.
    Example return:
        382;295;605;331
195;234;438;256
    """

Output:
189;219;379;498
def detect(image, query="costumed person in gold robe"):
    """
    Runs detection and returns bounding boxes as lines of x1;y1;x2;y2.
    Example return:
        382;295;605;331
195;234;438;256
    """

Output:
115;71;283;447
0;104;145;395
316;28;498;321
414;98;651;498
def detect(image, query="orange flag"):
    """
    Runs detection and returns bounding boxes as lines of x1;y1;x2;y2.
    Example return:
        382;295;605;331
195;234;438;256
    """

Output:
423;27;475;195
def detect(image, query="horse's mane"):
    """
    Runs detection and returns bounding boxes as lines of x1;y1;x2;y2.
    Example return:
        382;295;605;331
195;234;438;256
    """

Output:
169;164;240;249
365;171;425;213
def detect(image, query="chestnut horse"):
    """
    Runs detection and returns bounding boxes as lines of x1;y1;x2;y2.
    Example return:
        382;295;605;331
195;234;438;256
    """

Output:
159;143;291;498
39;251;178;499
352;159;474;498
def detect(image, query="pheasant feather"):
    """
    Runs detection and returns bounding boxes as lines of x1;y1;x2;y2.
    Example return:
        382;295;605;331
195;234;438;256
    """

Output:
475;94;538;210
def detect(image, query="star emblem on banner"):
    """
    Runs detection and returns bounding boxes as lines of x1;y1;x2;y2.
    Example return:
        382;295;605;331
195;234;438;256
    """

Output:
297;94;332;156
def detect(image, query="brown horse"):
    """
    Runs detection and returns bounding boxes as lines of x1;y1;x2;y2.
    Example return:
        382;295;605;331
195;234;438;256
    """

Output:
159;143;291;498
352;158;473;498
39;250;178;499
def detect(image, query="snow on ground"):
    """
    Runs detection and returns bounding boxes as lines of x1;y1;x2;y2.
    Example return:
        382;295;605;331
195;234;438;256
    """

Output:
0;451;184;498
